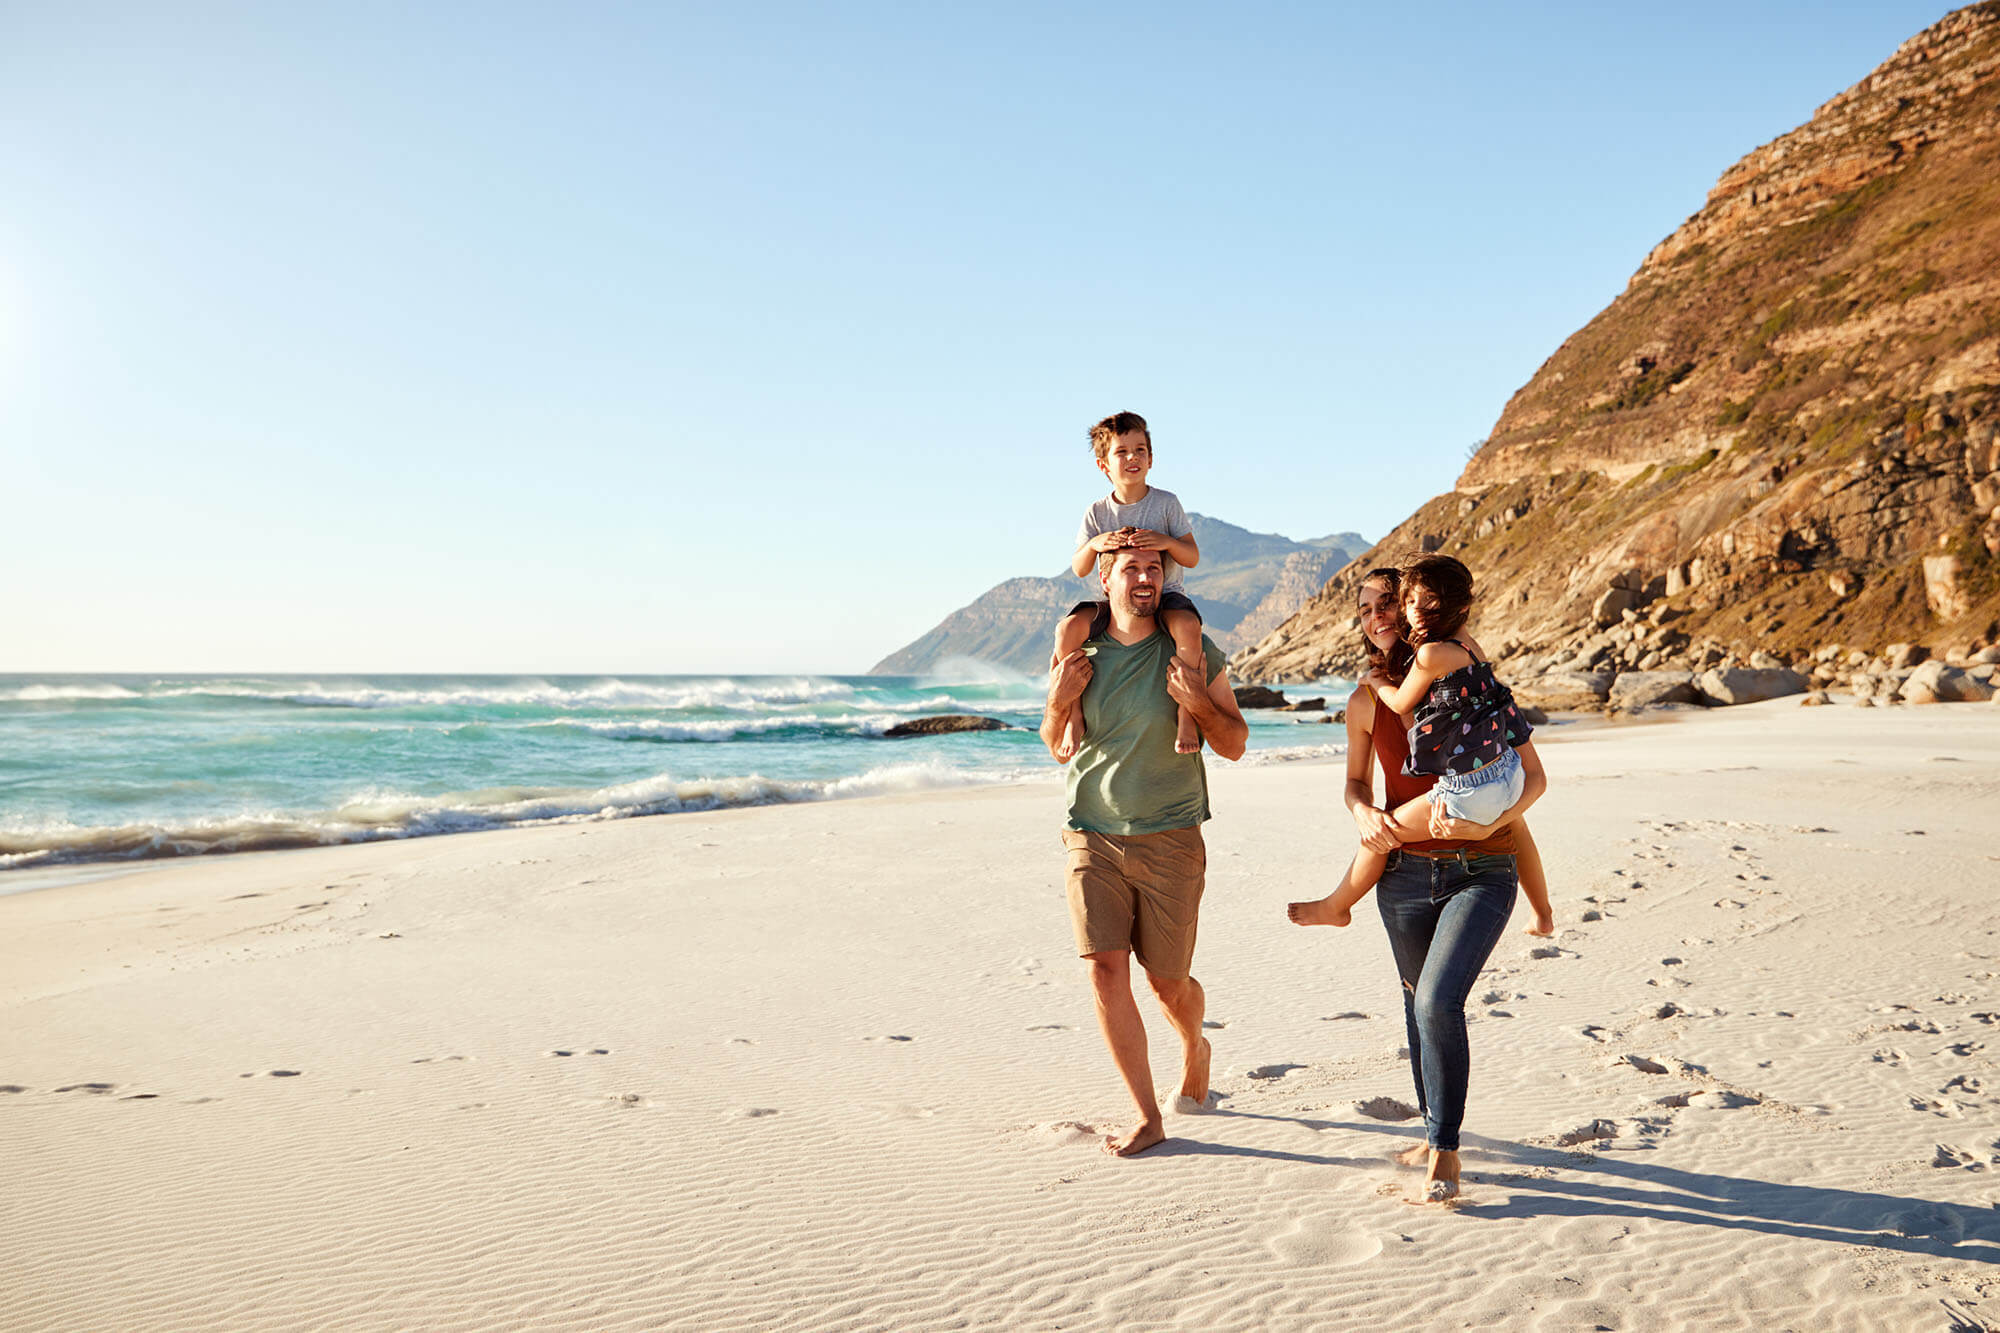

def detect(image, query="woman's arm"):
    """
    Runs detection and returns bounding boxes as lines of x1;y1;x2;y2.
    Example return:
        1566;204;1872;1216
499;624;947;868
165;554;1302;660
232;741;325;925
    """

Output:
1342;685;1401;853
1428;739;1547;840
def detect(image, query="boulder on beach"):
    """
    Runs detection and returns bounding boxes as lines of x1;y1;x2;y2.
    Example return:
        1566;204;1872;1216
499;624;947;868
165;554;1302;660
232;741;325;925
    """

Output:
1899;661;1995;704
1610;670;1699;711
1696;666;1809;707
882;715;1009;737
1233;685;1289;709
1513;671;1611;712
1280;697;1326;712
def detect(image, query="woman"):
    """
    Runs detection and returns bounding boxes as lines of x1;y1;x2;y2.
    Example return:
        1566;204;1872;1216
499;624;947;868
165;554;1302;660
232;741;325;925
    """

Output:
1289;565;1550;1202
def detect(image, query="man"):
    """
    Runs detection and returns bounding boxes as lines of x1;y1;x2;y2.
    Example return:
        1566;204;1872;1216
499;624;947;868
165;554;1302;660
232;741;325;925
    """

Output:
1041;546;1248;1156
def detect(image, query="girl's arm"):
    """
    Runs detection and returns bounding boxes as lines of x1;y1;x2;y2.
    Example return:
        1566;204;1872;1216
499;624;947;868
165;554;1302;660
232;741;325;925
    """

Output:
1342;685;1401;853
1372;641;1464;715
1428;739;1548;840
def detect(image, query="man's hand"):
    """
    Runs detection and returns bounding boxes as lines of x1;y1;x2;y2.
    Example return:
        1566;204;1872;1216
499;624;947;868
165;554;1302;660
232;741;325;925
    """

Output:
1049;648;1094;707
1119;527;1169;551
1164;656;1207;710
1352;803;1401;853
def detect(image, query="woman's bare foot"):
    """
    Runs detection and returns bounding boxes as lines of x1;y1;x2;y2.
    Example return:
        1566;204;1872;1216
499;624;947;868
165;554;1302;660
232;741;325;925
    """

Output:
1174;708;1201;755
1103;1119;1167;1157
1287;897;1351;927
1178;1036;1211;1104
1524;909;1555;937
1392;1143;1431;1168
1413;1148;1461;1203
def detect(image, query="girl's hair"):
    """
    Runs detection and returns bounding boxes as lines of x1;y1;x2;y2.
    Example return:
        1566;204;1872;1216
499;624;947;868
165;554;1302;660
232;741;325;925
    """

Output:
1358;567;1415;685
1397;553;1475;646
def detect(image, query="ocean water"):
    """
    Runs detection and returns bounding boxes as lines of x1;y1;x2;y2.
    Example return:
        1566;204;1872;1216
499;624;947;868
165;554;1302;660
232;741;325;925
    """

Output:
0;670;1353;872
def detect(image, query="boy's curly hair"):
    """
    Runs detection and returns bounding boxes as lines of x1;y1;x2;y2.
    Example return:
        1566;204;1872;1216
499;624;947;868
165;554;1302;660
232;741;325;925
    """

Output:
1088;411;1151;462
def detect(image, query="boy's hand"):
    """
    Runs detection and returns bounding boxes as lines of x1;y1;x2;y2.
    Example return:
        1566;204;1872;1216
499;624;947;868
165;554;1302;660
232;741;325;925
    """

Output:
1088;530;1131;553
1120;528;1169;551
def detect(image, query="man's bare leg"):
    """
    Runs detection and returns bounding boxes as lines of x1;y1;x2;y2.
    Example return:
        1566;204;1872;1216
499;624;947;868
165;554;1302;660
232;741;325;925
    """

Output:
1084;951;1166;1156
1145;971;1209;1108
1050;610;1095;762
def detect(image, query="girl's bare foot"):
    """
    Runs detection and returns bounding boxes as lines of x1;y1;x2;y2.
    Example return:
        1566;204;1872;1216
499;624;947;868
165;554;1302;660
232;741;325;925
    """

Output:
1103;1119;1167;1157
1525;910;1555;937
1287;897;1351;927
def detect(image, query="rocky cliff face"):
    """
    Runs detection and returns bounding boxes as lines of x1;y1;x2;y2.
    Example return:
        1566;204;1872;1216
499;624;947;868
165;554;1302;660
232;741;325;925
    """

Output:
871;517;1368;675
1234;2;2000;692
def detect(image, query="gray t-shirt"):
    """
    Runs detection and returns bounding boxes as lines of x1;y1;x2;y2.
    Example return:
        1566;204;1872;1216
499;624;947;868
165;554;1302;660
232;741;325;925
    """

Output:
1064;628;1228;836
1076;487;1193;591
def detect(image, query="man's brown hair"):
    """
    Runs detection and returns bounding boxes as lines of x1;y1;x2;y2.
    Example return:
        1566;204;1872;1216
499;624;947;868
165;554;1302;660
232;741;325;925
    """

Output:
1088;411;1151;462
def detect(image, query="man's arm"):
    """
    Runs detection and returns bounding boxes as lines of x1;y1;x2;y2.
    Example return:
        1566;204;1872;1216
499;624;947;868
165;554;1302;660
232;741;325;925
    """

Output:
1040;648;1094;762
1168;660;1247;761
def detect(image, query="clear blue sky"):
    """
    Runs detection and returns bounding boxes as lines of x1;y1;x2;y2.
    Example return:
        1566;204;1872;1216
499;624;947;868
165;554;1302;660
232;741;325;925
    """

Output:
1;2;1954;673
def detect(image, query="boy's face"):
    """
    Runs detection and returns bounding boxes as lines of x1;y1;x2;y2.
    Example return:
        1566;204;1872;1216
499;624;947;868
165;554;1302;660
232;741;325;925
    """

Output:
1097;431;1152;488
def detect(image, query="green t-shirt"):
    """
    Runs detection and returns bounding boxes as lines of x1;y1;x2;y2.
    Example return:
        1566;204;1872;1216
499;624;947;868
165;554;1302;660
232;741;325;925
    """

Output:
1065;628;1228;835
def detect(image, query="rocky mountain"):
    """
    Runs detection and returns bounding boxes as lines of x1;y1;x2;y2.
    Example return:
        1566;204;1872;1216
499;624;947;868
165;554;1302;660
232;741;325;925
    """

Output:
871;516;1369;675
1233;2;2000;702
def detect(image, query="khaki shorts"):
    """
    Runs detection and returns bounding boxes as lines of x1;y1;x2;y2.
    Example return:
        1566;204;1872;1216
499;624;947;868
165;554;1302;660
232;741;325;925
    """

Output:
1061;826;1207;980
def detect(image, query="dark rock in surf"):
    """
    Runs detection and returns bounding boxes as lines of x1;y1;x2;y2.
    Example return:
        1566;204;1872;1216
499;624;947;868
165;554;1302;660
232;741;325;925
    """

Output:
883;715;1009;737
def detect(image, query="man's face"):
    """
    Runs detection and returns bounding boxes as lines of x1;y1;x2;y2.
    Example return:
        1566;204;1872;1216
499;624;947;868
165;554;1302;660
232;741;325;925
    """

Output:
1101;548;1164;618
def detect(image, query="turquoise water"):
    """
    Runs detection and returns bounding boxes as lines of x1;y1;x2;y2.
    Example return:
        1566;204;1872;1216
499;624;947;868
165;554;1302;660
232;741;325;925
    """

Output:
0;671;1352;870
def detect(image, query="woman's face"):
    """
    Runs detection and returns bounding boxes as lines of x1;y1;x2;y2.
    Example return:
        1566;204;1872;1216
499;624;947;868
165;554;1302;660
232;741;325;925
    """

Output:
1357;578;1404;651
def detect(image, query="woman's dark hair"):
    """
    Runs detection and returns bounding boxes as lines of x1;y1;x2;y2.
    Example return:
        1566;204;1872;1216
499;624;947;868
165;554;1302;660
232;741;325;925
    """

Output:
1358;566;1415;685
1397;553;1475;646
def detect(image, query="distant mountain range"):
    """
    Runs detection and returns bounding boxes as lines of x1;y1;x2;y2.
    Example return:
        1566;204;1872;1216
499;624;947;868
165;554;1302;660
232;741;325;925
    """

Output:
870;516;1371;675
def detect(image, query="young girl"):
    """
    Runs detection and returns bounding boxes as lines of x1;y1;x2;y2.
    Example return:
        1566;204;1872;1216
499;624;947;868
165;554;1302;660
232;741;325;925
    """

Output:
1290;555;1555;933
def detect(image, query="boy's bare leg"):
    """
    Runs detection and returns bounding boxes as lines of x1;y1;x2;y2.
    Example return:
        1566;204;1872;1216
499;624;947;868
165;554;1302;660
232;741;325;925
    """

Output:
1144;970;1210;1108
1163;608;1204;754
1051;609;1095;762
1083;951;1166;1157
1515;821;1556;936
1288;847;1387;927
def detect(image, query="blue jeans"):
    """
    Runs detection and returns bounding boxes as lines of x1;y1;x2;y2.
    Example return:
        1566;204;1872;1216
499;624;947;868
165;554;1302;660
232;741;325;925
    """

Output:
1375;848;1517;1152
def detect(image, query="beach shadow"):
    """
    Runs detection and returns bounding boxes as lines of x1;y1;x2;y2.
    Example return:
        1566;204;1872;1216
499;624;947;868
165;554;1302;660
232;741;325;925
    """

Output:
1450;1129;2000;1264
1205;1111;1998;1263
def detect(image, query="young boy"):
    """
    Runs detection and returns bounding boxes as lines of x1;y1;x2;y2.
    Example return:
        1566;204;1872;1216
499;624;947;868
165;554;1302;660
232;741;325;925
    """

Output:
1050;411;1205;760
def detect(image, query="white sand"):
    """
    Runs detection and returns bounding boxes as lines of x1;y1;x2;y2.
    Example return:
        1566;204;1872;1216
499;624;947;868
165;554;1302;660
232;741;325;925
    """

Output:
4;701;1998;1331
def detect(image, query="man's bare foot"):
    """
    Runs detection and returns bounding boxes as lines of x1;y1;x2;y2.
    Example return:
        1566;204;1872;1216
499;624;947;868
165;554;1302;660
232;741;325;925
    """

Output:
1174;712;1201;755
1287;897;1352;928
1525;910;1555;938
1392;1143;1431;1168
1177;1036;1211;1103
1103;1119;1167;1157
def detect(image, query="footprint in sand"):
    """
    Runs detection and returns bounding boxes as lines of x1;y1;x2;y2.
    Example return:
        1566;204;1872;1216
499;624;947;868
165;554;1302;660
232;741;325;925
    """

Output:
862;1035;914;1043
1353;1096;1421;1121
736;1107;781;1119
54;1083;116;1094
1202;1019;1228;1030
1613;1054;1669;1074
1245;1063;1305;1080
548;1049;611;1057
1320;1011;1374;1021
0;1085;27;1094
1026;1024;1071;1033
1910;1095;1964;1118
412;1055;471;1064
1529;945;1564;960
1028;1120;1102;1145
1931;1143;1995;1170
1268;1217;1384;1266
